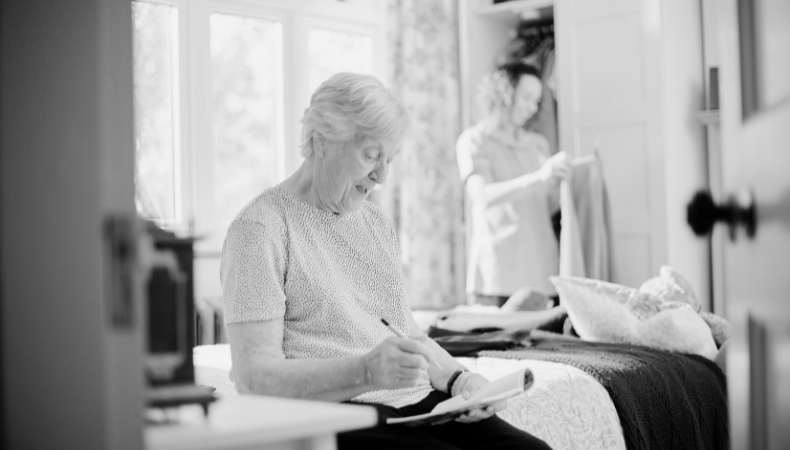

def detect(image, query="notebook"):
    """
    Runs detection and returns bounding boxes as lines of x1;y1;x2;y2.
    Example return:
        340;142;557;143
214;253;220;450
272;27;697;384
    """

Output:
386;367;533;426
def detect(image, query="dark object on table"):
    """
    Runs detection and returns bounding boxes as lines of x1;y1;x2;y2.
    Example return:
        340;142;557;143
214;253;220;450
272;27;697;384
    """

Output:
427;327;530;356
147;385;217;418
143;221;216;414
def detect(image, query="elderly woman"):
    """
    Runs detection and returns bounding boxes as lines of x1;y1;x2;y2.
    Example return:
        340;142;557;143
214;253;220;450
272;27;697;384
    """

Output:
221;73;550;450
457;62;570;308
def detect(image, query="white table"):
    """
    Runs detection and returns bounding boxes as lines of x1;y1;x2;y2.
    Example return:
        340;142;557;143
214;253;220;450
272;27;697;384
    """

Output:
146;395;378;450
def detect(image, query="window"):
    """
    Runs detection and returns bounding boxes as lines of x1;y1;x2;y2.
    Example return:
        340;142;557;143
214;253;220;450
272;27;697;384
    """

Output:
132;1;181;227
307;26;374;93
132;0;385;249
210;13;285;239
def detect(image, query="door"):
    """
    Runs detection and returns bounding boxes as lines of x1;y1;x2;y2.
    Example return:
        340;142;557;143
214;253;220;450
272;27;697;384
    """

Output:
717;0;790;449
555;0;664;288
1;1;143;448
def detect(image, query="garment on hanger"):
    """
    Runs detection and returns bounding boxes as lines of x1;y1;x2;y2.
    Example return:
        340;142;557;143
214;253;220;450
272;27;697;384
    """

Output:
559;157;612;281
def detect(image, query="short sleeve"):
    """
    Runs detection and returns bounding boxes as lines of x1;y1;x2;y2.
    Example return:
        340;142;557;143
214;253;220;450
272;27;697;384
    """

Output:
220;218;287;324
363;202;401;264
456;128;493;183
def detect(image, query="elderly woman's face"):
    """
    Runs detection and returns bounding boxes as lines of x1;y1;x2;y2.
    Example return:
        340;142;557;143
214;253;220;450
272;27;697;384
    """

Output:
510;74;542;126
314;136;400;215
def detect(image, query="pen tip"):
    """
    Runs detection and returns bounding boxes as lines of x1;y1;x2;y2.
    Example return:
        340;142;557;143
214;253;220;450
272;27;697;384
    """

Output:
380;318;390;326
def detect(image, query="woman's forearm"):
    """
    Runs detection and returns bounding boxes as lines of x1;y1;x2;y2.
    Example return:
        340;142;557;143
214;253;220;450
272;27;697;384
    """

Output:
467;172;545;208
236;355;373;401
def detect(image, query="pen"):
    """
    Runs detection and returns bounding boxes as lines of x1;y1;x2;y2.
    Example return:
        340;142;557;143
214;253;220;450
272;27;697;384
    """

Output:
380;318;406;338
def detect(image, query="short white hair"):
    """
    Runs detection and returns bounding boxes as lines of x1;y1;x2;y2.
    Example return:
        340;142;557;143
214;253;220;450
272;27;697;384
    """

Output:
300;73;408;158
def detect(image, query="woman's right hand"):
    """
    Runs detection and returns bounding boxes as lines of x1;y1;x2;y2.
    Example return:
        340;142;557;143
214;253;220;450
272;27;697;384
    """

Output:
362;337;430;390
538;151;571;187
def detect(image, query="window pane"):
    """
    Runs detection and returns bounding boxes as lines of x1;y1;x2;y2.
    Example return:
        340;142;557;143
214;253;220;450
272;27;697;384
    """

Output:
210;14;284;235
132;1;180;227
307;28;374;93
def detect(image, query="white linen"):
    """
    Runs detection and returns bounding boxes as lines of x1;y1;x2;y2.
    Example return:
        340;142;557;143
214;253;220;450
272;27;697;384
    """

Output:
194;345;626;450
460;357;625;450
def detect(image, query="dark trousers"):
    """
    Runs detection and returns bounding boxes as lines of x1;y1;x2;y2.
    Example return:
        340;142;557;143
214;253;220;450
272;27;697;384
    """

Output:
337;391;552;450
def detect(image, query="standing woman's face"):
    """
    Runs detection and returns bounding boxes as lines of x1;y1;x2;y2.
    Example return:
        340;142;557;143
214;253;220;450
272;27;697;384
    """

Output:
509;74;542;127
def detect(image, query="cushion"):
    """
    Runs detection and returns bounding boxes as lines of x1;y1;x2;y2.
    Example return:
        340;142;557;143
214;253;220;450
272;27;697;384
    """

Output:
548;276;638;343
551;276;718;359
638;266;701;311
699;311;731;347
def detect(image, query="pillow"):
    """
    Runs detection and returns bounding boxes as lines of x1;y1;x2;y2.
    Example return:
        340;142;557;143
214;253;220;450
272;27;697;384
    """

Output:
636;305;718;359
549;276;638;343
551;276;718;359
638;266;701;312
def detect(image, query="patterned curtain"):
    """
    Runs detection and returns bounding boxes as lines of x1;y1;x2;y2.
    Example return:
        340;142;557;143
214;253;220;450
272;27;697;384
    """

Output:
380;0;465;310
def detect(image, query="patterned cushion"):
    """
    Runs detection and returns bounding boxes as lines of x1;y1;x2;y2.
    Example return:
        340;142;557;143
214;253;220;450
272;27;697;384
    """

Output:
638;266;701;311
551;276;718;359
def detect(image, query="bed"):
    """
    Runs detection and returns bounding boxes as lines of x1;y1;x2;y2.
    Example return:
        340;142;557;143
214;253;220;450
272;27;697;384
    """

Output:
194;336;727;450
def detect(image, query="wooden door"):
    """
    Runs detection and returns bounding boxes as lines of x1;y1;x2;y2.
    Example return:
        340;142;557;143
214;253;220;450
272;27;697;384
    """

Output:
717;0;790;448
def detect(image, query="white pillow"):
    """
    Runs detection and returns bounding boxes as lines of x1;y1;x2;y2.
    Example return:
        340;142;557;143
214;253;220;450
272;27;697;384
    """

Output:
549;276;638;343
636;305;717;359
550;276;718;359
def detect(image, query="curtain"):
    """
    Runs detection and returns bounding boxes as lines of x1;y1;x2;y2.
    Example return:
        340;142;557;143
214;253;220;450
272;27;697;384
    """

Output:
381;0;464;309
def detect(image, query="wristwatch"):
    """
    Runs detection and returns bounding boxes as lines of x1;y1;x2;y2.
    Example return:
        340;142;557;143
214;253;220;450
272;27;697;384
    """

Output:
446;369;468;395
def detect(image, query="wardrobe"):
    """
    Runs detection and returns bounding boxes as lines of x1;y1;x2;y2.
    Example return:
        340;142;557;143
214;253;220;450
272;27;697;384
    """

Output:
459;0;714;309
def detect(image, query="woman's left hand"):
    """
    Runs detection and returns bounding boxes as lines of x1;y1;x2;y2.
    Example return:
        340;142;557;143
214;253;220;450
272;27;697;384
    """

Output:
453;372;508;423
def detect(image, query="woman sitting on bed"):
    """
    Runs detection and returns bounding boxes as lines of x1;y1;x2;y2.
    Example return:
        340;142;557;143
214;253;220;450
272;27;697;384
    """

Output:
220;72;551;450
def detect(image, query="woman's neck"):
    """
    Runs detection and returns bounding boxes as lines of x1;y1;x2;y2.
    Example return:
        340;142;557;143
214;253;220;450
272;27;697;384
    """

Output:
484;115;521;141
281;161;320;207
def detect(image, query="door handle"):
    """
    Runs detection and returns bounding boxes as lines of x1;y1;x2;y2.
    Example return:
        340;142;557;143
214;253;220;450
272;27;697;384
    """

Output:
686;189;757;241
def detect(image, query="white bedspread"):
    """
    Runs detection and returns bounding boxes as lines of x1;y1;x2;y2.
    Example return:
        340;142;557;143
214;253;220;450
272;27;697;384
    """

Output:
460;357;625;450
194;345;626;450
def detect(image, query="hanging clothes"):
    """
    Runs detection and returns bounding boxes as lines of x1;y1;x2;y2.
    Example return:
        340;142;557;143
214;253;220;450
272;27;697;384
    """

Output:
559;157;612;281
559;179;585;277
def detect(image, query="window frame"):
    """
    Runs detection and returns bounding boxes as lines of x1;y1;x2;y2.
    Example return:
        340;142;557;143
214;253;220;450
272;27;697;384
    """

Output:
132;0;387;250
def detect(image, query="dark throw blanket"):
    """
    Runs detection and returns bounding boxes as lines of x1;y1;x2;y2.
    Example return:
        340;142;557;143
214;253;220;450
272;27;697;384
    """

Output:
482;338;729;450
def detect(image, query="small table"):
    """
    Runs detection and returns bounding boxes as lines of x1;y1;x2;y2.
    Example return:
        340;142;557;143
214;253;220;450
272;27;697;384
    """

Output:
146;395;378;450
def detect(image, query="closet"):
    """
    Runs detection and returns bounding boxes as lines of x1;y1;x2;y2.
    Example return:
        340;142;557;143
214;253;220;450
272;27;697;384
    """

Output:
459;0;713;309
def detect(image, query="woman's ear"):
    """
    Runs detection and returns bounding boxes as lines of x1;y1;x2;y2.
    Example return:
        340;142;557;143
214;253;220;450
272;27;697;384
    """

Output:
312;135;330;159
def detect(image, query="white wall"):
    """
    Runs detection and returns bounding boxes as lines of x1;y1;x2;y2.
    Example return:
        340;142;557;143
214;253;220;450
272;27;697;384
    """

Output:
1;1;142;448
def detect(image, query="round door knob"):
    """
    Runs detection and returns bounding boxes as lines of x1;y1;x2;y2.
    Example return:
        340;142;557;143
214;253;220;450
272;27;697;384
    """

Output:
686;190;757;240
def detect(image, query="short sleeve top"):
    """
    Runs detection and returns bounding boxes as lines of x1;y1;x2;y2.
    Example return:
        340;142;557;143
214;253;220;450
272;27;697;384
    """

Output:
456;123;559;296
220;186;432;407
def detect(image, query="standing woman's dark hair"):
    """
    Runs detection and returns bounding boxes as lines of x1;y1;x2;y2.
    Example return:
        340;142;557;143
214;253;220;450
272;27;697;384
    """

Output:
478;62;542;117
497;61;541;89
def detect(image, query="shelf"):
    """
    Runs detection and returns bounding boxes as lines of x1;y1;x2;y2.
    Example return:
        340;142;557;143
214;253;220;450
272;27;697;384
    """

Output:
696;109;721;126
476;0;554;20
